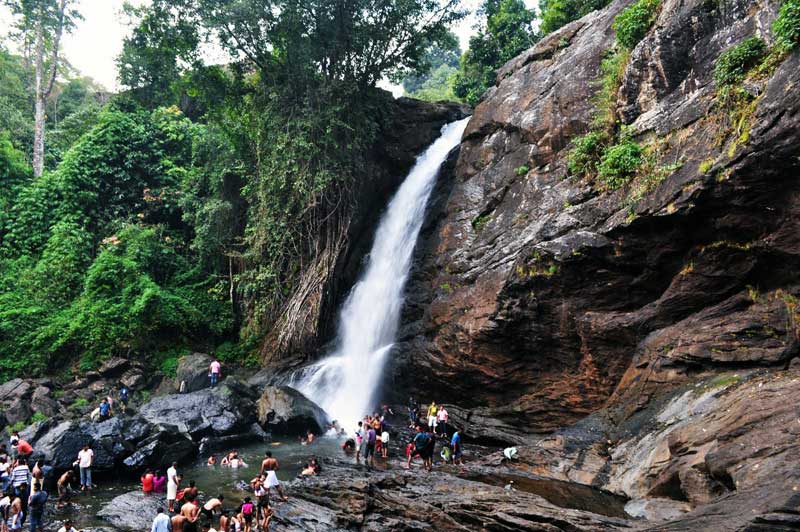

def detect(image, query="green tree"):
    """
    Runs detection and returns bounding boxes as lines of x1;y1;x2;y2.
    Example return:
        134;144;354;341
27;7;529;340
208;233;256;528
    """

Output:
539;0;610;35
402;31;461;94
453;0;537;105
117;0;200;108
3;0;81;176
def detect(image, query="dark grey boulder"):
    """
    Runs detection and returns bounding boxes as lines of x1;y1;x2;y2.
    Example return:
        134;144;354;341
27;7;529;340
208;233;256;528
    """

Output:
98;357;131;378
175;352;214;393
256;386;328;435
0;378;31;402
122;431;196;471
97;490;166;530
31;386;59;417
137;382;256;438
4;397;32;425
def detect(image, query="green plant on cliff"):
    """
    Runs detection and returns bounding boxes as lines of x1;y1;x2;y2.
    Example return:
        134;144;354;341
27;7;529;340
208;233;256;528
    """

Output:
774;0;800;50
613;0;661;50
568;131;607;177
714;37;767;86
539;0;611;35
598;139;644;189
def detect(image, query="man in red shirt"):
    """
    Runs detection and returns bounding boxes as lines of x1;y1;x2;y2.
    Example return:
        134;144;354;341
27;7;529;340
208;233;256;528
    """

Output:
15;439;33;458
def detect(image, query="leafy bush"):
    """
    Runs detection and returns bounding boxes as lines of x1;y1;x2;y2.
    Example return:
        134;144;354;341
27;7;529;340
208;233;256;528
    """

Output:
613;0;660;49
29;412;48;424
714;37;767;85
539;0;611;35
598;140;643;189
514;165;530;176
568;131;607;176
160;355;180;377
71;398;89;409
774;0;800;50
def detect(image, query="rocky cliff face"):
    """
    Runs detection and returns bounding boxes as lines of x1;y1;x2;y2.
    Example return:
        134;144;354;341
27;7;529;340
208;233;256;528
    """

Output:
387;0;800;527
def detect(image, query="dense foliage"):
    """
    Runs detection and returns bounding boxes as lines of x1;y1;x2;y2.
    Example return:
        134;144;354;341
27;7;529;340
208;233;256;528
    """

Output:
774;0;800;50
0;0;466;378
402;32;462;101
714;37;767;85
539;0;610;35
453;0;537;105
613;0;660;50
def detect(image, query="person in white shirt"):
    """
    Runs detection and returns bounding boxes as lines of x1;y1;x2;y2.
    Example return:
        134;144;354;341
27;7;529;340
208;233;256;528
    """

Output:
150;508;172;532
166;462;179;513
57;520;78;532
77;445;93;491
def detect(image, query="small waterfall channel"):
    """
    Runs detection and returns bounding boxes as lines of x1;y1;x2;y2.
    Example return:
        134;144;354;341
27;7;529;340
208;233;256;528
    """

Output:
293;117;470;426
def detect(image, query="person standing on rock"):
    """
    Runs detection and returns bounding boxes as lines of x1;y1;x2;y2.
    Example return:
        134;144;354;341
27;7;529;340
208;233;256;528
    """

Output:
8;433;19;461
209;359;221;388
426;402;438;433
76;445;93;492
167;462;180;513
150;508;172;532
354;422;364;463
437;406;449;438
119;385;130;413
451;431;464;467
10;459;30;495
364;425;376;468
259;452;288;502
13;441;31;462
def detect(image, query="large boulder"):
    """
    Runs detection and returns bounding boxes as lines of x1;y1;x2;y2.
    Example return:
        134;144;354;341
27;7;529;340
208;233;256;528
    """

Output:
30;386;59;417
4;397;32;425
122;429;196;471
0;378;31;402
137;381;256;438
256;386;328;435
97;357;131;378
97;490;166;530
175;352;214;393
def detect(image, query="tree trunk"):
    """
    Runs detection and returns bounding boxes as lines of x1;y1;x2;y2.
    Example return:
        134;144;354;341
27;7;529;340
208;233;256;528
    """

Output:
32;15;45;178
32;0;68;178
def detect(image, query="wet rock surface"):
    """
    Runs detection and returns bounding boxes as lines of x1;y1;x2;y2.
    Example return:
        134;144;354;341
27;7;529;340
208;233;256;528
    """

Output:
175;352;214;393
256;386;329;435
97;491;165;530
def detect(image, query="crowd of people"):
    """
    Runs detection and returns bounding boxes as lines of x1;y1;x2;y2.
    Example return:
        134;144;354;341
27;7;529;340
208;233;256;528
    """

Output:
0;355;470;531
145;450;292;532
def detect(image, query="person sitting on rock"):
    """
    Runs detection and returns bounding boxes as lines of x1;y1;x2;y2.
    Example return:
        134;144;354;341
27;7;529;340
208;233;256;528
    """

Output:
119;385;129;413
14;439;32;460
56;518;78;532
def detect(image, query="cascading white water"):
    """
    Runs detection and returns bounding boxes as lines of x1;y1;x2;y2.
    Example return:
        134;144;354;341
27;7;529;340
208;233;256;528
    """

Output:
294;117;470;427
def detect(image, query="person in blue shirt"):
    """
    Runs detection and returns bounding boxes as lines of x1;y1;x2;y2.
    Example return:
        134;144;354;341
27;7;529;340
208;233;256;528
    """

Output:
119;386;129;413
451;431;463;466
98;398;112;420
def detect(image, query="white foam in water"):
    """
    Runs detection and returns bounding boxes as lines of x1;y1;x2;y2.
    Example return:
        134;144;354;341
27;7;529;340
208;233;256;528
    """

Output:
294;117;470;427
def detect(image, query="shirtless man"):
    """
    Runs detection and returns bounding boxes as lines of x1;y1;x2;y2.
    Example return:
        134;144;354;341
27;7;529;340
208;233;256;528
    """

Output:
57;470;75;506
219;510;230;532
180;493;200;532
201;494;224;520
259;451;288;502
171;513;188;532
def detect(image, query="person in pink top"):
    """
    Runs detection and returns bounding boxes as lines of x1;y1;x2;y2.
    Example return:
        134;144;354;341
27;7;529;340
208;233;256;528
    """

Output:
209;359;221;387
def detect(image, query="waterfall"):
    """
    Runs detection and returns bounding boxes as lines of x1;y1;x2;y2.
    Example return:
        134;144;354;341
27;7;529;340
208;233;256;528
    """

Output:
293;117;470;426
